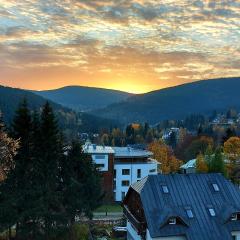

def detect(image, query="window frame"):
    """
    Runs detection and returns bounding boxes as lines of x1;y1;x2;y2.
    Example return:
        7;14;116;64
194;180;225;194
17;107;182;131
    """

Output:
162;185;169;194
122;169;130;175
121;180;130;186
208;208;216;217
212;183;220;192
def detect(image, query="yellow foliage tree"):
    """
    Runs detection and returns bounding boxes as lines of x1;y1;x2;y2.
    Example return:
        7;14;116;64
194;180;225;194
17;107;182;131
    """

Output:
223;137;240;181
196;153;208;173
148;140;182;174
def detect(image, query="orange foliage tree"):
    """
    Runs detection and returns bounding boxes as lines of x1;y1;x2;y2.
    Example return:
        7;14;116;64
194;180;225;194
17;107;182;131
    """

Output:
196;153;208;173
148;140;182;174
224;137;240;182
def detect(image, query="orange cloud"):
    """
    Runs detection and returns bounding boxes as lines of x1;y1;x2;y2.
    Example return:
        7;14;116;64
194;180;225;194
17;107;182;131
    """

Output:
0;0;239;93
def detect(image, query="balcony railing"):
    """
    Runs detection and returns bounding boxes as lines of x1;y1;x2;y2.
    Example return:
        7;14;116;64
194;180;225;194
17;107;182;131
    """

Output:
123;205;146;234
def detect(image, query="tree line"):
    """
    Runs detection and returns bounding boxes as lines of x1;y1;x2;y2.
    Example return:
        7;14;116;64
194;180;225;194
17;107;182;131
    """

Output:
0;100;102;240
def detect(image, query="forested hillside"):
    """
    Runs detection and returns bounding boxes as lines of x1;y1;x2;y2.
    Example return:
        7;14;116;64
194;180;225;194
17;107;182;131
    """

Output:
92;77;240;124
34;86;132;111
0;86;119;136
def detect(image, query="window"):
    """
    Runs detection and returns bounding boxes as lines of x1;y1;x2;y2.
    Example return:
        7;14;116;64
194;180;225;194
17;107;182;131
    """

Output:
186;209;194;219
121;191;125;200
95;155;105;159
96;164;105;169
113;180;116;190
212;183;220;192
208;208;216;217
231;213;238;221
122;180;130;186
168;217;176;225
114;169;116;178
122;169;130;175
149;168;156;173
162;185;169;193
137;169;141;178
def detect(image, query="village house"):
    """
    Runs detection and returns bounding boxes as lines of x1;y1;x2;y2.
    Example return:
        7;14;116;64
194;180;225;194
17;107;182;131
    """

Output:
123;173;240;240
180;159;196;174
83;144;159;202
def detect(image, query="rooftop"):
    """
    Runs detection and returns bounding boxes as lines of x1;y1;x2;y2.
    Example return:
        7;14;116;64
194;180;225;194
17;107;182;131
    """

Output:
180;159;196;169
129;173;240;240
83;144;115;154
113;147;153;158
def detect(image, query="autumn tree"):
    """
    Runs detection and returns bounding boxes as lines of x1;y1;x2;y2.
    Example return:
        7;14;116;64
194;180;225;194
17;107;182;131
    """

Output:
148;140;182;174
184;136;214;160
224;137;240;182
0;113;19;180
196;153;208;173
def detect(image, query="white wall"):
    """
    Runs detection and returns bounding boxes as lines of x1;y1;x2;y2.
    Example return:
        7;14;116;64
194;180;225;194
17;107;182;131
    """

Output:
232;231;240;240
91;154;108;172
146;229;186;240
114;161;157;201
127;221;142;240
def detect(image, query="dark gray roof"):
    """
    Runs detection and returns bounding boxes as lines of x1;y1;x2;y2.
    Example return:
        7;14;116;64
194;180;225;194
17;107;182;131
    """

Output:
131;173;240;240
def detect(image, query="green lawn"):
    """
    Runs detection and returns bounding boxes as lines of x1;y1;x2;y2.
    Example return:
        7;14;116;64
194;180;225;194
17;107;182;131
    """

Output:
94;204;123;213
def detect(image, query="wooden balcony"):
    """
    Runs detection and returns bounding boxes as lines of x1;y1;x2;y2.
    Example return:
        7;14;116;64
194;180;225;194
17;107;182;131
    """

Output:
123;205;146;234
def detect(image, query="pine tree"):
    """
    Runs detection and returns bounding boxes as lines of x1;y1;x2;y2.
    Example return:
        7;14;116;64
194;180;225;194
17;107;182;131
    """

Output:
38;102;64;239
0;99;34;238
210;147;226;176
205;145;213;170
62;141;102;225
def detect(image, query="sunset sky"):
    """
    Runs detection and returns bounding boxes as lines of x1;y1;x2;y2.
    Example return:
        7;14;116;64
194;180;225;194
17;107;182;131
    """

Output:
0;0;239;93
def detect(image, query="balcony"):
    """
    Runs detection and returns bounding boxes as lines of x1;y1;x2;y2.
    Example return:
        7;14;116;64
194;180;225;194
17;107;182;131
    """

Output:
123;205;146;234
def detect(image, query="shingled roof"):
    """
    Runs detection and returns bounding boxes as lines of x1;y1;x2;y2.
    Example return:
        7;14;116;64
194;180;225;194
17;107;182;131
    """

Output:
130;173;240;240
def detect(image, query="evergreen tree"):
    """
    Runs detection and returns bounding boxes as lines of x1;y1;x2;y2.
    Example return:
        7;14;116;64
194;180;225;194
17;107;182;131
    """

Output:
210;147;226;175
37;102;64;239
0;99;34;239
168;131;177;149
222;128;236;144
62;141;102;225
205;145;213;170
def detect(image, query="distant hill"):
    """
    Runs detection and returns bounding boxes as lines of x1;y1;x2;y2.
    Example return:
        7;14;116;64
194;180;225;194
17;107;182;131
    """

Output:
34;86;132;111
92;77;240;124
0;86;119;136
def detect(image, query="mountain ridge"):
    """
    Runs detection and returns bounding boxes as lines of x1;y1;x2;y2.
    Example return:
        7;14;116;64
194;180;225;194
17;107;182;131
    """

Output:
33;85;133;111
91;77;240;124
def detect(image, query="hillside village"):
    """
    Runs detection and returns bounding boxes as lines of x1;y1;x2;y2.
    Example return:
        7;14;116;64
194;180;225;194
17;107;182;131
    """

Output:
1;99;240;240
1;0;240;238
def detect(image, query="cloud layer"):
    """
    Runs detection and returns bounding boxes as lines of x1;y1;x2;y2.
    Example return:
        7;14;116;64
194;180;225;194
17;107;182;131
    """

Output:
0;0;239;93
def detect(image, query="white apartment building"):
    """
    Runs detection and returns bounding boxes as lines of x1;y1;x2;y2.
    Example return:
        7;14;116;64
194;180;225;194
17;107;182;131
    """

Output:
84;144;159;201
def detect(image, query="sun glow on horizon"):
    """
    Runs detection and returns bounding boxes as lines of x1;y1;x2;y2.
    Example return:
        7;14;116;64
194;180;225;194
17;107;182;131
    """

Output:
0;0;239;91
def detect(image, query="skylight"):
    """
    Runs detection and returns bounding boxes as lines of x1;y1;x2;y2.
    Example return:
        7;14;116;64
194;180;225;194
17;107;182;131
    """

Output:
186;209;194;218
208;208;216;217
212;183;220;192
162;185;169;193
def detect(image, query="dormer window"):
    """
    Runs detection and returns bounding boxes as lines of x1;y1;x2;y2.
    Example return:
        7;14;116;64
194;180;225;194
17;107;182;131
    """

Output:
168;217;176;225
162;185;169;193
212;183;220;192
230;213;240;221
231;213;237;221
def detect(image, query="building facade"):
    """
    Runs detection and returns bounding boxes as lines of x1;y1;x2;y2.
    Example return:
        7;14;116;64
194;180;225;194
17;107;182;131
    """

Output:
84;144;158;201
123;174;240;240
